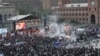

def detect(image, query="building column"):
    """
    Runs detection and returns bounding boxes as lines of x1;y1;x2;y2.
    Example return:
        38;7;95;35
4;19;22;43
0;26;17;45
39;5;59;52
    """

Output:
2;14;4;23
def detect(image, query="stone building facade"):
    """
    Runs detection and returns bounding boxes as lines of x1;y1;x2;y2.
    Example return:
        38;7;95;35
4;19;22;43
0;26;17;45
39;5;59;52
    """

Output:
3;0;59;10
52;0;100;24
0;0;19;32
0;3;19;23
3;0;42;11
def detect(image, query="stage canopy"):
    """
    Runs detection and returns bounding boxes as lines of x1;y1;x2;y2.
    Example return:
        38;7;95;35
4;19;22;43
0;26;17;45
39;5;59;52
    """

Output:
7;14;32;21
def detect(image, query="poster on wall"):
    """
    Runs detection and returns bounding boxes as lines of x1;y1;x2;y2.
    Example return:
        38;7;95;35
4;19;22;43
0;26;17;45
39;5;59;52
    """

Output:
0;28;8;34
16;22;26;30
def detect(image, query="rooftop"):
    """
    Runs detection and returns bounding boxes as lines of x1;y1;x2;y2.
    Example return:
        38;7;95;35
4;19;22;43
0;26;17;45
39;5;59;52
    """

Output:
0;3;14;7
51;3;88;9
64;3;88;7
51;6;60;9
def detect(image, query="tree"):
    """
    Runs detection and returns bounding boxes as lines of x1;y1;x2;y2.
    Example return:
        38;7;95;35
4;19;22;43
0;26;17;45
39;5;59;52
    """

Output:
57;18;65;23
18;9;30;15
70;20;80;24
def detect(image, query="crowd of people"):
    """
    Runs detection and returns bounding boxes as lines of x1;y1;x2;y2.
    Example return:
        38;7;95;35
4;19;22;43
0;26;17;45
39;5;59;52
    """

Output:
76;25;100;42
0;31;99;56
0;25;99;56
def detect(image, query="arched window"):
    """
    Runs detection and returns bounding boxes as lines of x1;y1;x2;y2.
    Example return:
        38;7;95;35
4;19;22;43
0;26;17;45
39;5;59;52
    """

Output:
79;9;81;11
76;9;78;11
67;13;69;16
65;13;67;16
86;18;88;21
70;13;72;15
82;8;85;11
67;18;69;20
86;13;88;16
76;13;78;16
79;13;81;16
69;13;71;16
83;18;85;21
95;8;96;11
82;13;84;16
86;8;88;11
79;18;81;21
76;18;78;21
89;8;91;11
73;13;74;16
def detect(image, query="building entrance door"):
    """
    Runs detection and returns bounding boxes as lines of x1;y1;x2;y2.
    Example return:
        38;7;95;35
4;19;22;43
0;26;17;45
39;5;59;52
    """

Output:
90;14;96;24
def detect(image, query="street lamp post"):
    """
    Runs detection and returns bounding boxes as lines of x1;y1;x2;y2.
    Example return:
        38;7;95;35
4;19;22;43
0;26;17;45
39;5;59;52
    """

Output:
98;49;99;56
41;12;47;27
44;17;47;27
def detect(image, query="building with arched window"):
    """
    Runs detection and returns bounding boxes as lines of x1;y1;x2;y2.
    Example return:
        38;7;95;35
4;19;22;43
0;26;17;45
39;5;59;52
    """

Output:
52;0;100;24
0;0;19;23
0;3;19;23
